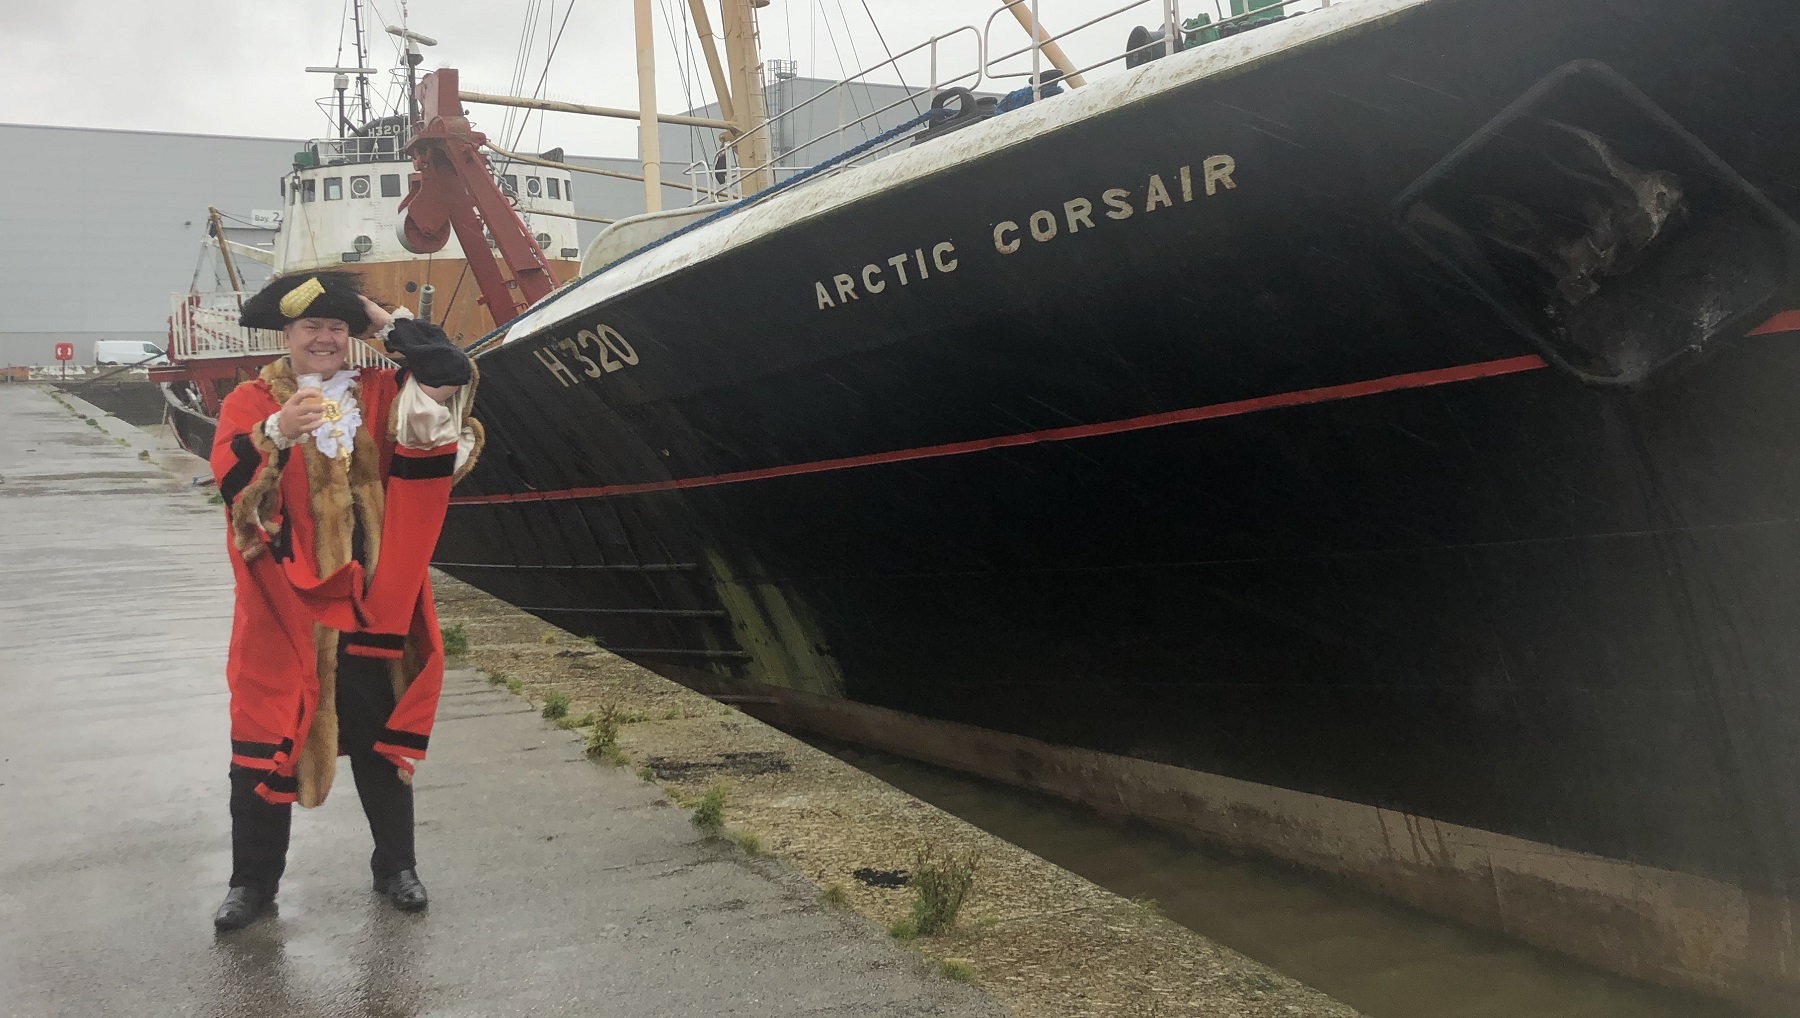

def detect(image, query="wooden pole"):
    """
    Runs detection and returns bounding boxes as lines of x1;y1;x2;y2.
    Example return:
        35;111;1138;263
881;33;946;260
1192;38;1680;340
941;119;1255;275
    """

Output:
719;0;772;194
1001;1;1088;87
685;0;736;126
458;90;732;130
208;206;244;293
633;0;663;213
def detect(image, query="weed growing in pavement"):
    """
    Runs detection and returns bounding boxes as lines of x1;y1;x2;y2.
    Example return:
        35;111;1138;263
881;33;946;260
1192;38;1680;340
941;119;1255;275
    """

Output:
636;765;657;782
584;705;621;759
1130;894;1161;915
206;490;224;505
540;631;557;645
888;917;919;940
907;842;982;936
485;670;508;687
690;783;728;833
138;449;151;460
729;830;766;857
598;744;630;767
662;708;683;721
505;677;523;695
821;884;848;907
541;692;570;720
938;959;975;983
440;624;469;657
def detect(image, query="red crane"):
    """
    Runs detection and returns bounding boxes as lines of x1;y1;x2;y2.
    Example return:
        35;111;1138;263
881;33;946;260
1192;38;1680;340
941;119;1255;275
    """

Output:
399;67;558;329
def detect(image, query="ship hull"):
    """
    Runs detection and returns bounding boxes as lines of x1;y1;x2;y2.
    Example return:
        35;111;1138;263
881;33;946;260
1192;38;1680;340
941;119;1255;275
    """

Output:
437;0;1800;1005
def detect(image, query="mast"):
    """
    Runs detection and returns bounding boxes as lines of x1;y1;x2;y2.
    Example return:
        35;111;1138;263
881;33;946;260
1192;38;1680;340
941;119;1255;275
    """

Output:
207;206;244;296
633;0;663;212
351;0;372;125
719;0;772;195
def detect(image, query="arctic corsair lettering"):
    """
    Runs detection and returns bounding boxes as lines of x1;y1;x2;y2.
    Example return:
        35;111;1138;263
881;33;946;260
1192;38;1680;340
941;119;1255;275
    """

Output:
994;157;1237;254
816;242;960;309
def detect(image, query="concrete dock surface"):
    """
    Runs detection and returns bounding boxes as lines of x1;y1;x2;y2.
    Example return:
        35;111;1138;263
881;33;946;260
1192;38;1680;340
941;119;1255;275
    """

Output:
0;384;1007;1018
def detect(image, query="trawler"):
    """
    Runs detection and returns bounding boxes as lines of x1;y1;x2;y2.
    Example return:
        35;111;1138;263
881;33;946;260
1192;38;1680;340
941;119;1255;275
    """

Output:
157;3;581;455
175;0;1800;1011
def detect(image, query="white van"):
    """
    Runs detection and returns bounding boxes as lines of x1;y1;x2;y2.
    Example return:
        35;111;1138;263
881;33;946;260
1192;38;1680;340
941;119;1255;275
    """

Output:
94;340;169;366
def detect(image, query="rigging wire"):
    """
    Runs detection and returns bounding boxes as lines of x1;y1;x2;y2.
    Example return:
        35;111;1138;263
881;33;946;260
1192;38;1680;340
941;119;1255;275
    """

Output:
813;0;871;140
503;0;579;164
859;0;920;115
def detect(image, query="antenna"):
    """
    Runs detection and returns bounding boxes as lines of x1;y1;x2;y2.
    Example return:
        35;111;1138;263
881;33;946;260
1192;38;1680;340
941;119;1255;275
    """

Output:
387;25;439;129
351;0;372;126
307;66;381;137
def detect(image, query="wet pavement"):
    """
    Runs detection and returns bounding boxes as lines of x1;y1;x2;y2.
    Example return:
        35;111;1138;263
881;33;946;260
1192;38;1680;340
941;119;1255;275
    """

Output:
0;385;1004;1018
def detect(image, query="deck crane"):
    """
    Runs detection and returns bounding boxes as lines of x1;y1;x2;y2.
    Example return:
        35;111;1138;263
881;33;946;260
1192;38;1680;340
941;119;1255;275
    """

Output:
398;67;559;330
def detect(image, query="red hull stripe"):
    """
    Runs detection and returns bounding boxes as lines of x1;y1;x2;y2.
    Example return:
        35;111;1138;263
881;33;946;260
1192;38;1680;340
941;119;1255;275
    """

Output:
452;354;1550;507
1750;310;1800;336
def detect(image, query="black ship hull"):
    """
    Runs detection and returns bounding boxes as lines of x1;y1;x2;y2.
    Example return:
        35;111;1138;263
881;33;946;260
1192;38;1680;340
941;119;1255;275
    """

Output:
436;0;1800;1004
161;383;218;459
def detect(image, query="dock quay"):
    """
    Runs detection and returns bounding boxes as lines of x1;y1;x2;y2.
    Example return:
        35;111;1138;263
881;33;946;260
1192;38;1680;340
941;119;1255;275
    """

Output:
0;380;1362;1017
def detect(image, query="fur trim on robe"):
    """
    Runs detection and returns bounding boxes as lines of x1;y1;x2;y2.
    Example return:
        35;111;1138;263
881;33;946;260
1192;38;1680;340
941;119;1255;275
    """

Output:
213;356;483;807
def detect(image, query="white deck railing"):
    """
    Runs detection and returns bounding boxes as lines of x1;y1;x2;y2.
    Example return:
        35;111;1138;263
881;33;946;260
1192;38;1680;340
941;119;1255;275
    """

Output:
168;292;395;368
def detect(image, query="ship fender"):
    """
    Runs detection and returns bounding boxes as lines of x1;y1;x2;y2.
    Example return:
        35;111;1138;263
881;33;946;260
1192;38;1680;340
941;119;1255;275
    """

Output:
1393;60;1800;389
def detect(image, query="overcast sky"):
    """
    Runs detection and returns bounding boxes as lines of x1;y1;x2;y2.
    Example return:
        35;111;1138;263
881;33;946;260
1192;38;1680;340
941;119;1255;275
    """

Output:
0;0;1323;157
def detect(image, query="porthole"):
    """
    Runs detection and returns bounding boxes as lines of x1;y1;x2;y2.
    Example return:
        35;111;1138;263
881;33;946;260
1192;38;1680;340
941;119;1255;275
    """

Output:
526;177;542;197
350;175;371;198
535;232;552;247
353;235;373;255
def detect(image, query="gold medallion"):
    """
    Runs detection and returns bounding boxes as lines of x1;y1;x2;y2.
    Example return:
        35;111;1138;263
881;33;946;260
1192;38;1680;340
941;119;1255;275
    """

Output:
320;399;342;423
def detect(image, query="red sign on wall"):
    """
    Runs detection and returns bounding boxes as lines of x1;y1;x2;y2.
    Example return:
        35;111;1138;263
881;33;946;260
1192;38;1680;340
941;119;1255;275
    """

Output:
53;342;74;361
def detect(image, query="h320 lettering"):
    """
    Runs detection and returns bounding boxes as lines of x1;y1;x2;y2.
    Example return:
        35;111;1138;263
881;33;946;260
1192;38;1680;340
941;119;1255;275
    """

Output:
533;324;639;388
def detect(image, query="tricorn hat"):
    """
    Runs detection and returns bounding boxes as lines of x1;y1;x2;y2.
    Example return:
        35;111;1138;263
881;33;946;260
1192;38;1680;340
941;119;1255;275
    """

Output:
240;271;371;334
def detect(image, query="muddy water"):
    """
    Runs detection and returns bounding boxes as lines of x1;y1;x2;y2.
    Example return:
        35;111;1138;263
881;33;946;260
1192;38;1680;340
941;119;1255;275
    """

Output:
811;740;1747;1018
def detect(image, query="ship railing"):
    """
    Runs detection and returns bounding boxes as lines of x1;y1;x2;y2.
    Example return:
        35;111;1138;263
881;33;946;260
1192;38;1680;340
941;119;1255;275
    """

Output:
707;0;1322;201
710;25;987;197
168;292;396;368
302;133;409;167
983;0;1320;100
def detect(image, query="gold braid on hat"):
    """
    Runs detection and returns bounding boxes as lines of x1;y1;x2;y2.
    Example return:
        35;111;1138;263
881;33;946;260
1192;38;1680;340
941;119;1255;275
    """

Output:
278;276;326;319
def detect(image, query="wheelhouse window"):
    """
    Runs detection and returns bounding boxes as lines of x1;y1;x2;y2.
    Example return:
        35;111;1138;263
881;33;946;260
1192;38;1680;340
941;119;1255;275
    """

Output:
380;173;402;198
301;179;316;203
546;177;561;200
501;174;518;197
323;177;343;201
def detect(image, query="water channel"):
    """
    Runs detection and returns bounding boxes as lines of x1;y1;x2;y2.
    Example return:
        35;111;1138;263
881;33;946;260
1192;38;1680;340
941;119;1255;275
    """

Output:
808;739;1747;1018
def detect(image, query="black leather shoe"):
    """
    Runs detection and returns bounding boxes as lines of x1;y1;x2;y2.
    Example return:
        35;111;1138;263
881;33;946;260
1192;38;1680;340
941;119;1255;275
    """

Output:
213;886;272;931
373;869;428;912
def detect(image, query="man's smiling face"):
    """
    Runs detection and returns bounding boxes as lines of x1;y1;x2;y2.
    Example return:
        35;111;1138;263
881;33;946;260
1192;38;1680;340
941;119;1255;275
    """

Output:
284;316;350;376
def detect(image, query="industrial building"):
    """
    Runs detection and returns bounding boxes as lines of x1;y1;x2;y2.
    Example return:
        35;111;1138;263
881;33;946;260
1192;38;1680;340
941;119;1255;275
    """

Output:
0;74;936;368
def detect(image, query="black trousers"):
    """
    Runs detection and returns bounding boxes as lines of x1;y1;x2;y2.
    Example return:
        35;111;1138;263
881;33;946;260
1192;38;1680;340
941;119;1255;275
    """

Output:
229;655;416;896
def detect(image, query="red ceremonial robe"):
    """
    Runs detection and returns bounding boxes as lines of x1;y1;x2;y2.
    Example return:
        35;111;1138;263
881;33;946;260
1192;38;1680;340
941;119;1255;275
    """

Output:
211;357;482;806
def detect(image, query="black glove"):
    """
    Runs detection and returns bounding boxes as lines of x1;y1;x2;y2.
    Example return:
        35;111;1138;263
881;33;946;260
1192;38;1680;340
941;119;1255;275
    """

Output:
385;318;472;387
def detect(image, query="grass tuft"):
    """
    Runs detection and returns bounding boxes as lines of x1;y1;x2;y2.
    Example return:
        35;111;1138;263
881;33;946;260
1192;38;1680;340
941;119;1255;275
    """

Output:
138;449;152;460
485;670;508;687
662;708;683;721
821;884;848;907
938;959;976;983
887;917;919;941
505;677;523;695
1130;894;1161;915
539;631;558;645
907;842;982;937
583;705;620;758
598;744;630;767
440;623;469;657
540;692;570;720
206;490;225;505
636;765;657;782
729;830;766;857
690;782;728;834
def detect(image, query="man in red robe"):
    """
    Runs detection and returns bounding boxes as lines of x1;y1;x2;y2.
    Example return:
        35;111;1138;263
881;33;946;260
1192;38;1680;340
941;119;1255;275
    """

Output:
209;271;482;931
